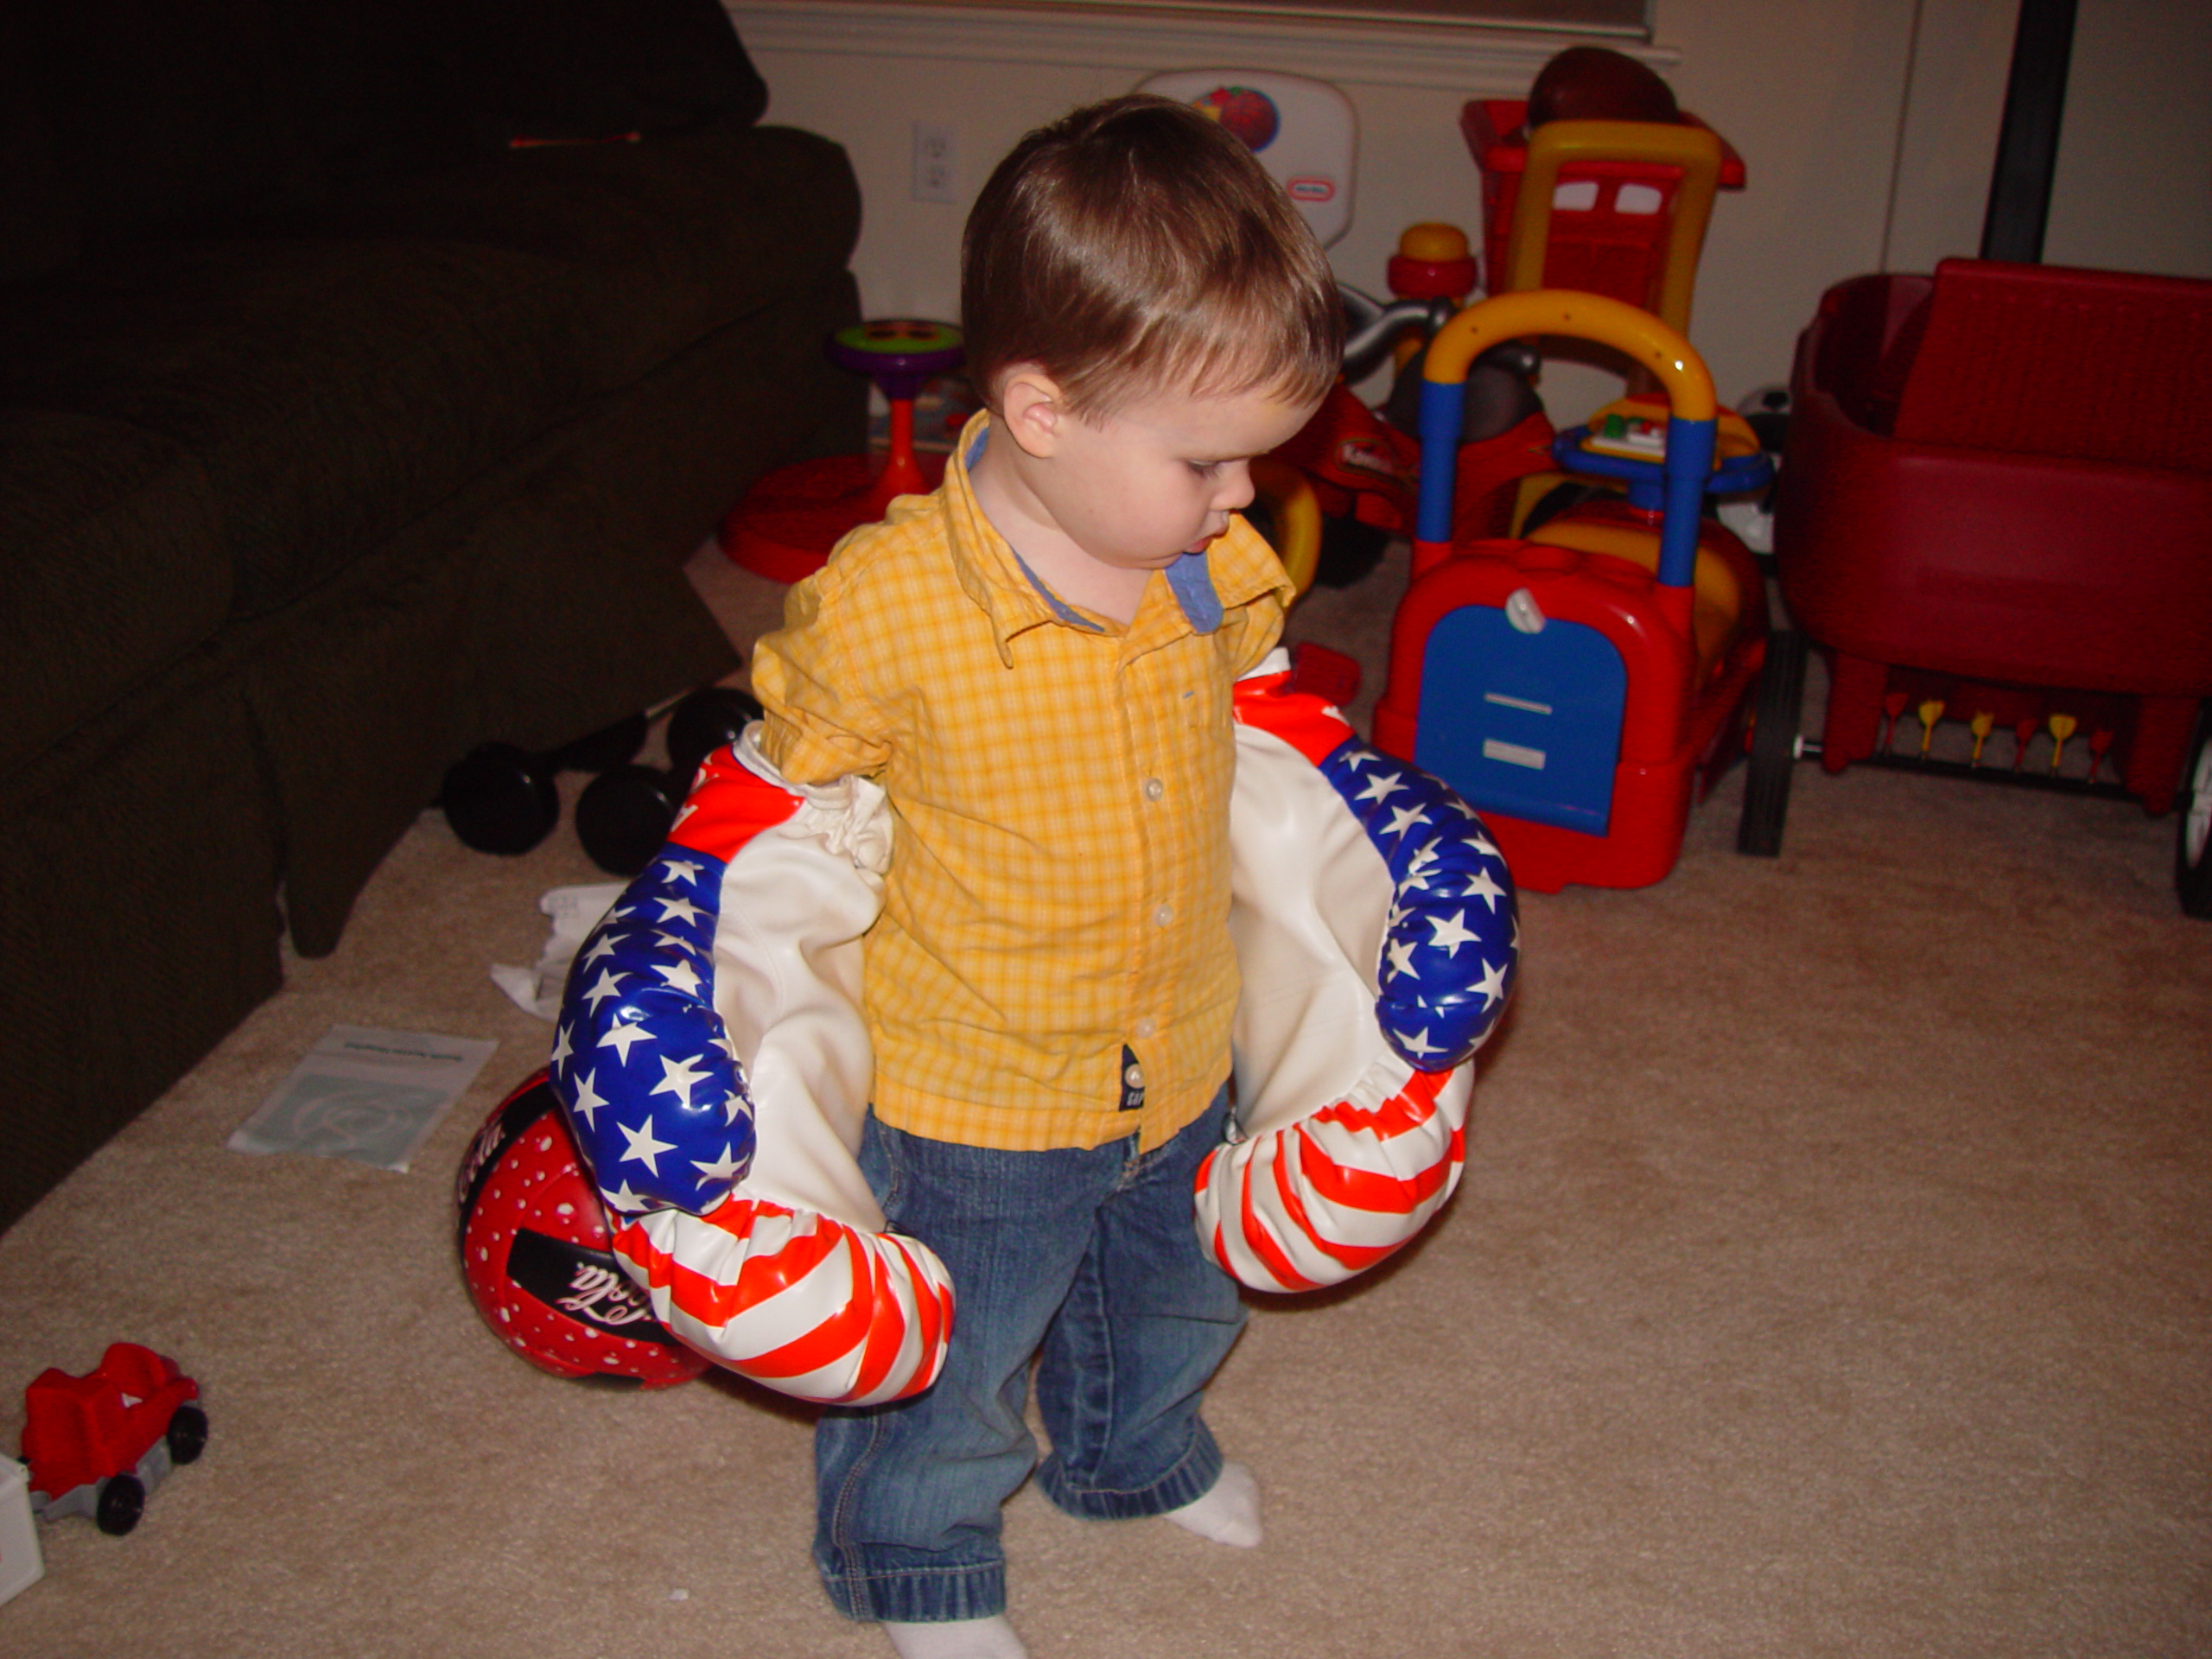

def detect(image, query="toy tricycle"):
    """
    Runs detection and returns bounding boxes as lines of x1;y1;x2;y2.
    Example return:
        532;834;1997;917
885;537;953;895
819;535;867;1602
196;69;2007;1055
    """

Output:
1373;289;1780;892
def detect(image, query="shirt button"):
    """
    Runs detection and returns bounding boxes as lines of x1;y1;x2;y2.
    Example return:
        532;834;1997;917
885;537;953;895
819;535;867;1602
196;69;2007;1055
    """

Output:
1134;1017;1157;1039
1123;1061;1146;1090
1154;904;1173;927
1143;778;1165;801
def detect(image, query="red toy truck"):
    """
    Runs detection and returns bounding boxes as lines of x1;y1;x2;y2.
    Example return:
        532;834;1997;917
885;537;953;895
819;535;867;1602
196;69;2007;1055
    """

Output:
21;1344;206;1535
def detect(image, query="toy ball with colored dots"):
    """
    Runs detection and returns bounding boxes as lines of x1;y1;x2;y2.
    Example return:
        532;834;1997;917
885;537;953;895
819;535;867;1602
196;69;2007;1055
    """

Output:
454;1072;707;1389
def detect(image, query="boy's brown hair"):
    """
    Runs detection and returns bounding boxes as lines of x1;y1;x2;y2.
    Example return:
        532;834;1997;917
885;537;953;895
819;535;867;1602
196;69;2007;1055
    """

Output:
961;94;1344;417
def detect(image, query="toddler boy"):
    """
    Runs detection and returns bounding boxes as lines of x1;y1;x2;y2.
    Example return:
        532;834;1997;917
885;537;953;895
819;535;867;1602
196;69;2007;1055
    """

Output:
749;92;1344;1659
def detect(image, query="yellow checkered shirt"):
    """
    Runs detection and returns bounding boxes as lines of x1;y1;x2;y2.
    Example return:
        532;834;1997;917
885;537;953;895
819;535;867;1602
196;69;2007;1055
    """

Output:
752;415;1292;1151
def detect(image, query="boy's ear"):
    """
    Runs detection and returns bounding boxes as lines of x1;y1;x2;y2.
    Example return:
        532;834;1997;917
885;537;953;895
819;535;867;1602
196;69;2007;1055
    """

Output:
995;365;1068;460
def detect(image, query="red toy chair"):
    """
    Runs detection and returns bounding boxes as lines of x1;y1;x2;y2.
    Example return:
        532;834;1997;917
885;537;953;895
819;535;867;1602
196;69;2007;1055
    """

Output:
1457;104;1747;537
1459;99;1745;335
1770;257;2212;912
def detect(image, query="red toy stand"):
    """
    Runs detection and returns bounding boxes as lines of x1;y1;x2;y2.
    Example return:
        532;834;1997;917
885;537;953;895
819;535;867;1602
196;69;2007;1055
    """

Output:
720;319;964;583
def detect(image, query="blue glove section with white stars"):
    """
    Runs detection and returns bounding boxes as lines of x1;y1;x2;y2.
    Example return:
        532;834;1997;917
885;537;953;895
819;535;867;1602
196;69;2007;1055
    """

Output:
1319;734;1519;1070
548;850;754;1216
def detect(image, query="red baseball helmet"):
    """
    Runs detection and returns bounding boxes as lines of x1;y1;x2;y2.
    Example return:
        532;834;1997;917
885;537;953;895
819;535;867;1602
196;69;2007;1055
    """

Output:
455;1071;708;1389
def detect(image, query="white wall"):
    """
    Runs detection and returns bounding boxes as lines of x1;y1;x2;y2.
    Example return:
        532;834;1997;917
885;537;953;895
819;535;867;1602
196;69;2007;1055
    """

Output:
2040;0;2212;278
732;0;2209;416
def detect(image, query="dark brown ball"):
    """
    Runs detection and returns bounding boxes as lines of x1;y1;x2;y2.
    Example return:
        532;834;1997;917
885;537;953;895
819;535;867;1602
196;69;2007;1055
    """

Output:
1528;46;1680;129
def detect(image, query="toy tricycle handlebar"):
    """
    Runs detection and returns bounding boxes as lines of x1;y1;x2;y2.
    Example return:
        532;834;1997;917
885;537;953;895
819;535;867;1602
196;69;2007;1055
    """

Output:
1414;289;1717;592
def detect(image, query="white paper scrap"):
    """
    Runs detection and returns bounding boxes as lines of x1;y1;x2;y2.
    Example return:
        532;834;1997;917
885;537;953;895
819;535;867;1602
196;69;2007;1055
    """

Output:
228;1025;499;1172
489;882;625;1020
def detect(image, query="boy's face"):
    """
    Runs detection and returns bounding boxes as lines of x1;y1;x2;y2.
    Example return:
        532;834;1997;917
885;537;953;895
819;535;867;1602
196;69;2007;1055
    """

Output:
1030;381;1319;575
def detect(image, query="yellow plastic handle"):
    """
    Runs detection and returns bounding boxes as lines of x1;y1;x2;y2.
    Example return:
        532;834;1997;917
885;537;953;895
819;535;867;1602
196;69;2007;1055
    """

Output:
1248;454;1324;597
1422;289;1716;422
1504;119;1726;335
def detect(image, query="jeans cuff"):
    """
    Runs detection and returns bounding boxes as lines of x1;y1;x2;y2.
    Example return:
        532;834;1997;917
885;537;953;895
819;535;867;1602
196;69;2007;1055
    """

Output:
1034;1425;1224;1522
818;1554;1008;1624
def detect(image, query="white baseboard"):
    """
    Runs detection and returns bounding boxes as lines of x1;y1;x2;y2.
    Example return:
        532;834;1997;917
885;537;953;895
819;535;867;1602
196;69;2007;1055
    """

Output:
728;0;1675;95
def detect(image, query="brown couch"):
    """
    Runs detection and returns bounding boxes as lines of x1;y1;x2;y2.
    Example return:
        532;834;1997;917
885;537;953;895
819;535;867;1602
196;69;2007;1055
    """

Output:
0;0;866;1227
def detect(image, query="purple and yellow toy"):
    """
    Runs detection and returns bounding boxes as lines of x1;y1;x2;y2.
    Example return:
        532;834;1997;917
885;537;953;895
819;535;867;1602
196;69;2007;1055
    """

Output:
719;318;965;582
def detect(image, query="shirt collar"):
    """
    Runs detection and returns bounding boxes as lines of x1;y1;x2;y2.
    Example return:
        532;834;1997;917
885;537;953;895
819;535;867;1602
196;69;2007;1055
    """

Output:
939;412;1293;664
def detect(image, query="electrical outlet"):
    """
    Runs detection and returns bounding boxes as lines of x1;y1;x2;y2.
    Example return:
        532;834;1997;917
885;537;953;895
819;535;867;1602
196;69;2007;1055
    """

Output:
912;122;957;204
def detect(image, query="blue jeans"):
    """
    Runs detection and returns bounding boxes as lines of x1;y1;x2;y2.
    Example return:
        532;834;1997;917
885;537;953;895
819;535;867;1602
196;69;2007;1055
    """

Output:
814;1086;1245;1624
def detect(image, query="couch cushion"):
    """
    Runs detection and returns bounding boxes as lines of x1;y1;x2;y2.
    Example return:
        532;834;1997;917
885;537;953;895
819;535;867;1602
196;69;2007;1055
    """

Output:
0;15;79;283
0;413;232;778
456;0;770;147
15;0;325;249
0;236;613;618
0;119;857;619
5;0;772;261
256;0;767;189
293;120;863;406
257;0;483;191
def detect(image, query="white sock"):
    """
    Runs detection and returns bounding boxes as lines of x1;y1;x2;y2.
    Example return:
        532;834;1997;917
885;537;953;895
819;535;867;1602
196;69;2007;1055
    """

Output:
881;1615;1029;1659
1162;1459;1263;1548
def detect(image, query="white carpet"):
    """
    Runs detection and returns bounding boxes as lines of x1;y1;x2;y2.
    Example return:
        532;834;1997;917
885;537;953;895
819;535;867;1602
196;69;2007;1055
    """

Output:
3;541;2206;1658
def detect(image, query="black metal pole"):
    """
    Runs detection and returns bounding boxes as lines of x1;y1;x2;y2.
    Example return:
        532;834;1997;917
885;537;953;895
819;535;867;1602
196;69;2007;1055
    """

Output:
1980;0;2078;263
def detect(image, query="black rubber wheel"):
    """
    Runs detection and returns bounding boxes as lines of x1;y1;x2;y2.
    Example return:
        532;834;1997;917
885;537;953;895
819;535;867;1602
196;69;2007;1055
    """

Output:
166;1403;209;1465
1241;494;1281;554
574;764;683;877
1518;480;1608;539
1312;514;1392;589
440;742;560;855
549;710;651;776
665;687;764;781
1738;628;1808;857
2177;699;2212;919
95;1473;145;1536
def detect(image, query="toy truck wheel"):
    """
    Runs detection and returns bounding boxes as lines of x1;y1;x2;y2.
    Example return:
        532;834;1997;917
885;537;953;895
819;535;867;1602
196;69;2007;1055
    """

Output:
95;1473;145;1536
1738;628;1808;857
167;1405;209;1465
2177;700;2212;918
